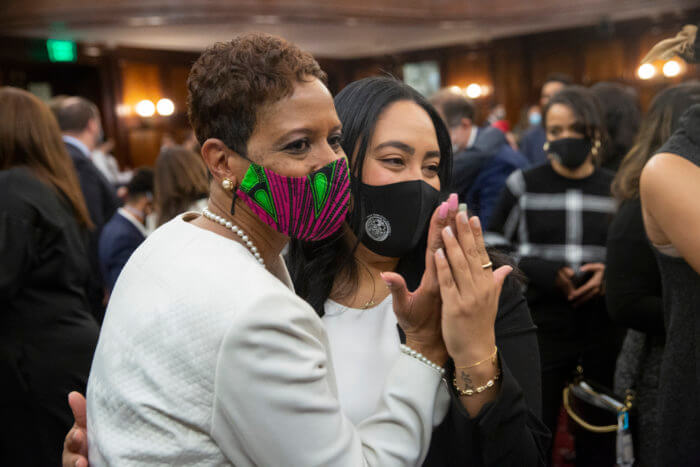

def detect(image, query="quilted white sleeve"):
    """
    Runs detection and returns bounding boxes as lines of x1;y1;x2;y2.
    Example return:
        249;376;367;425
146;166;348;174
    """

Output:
211;290;449;467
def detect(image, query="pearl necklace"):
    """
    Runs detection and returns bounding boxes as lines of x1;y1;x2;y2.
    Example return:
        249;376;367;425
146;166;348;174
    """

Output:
202;208;265;267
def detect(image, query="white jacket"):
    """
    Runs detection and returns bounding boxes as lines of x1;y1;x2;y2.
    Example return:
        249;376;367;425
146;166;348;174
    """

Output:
87;214;449;466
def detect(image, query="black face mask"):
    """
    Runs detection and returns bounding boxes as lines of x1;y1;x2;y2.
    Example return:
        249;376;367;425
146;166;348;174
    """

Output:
547;137;592;169
351;179;441;258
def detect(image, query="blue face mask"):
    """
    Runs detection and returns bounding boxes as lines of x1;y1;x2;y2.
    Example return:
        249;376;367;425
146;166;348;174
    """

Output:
529;112;542;127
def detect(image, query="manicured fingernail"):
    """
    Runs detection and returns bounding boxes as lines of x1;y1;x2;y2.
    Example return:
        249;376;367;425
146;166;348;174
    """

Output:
436;248;445;258
448;193;458;211
443;225;454;237
458;203;467;213
458;211;469;224
438;202;448;219
470;216;481;230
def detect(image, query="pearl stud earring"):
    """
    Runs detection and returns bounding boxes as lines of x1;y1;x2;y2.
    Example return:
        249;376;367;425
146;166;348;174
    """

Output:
222;178;234;191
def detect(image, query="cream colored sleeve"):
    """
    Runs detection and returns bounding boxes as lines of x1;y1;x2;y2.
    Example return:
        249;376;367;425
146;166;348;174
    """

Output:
211;290;449;467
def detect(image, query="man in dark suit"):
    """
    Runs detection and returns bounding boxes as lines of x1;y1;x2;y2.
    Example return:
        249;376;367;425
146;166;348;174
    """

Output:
99;169;154;293
431;91;528;228
519;73;571;167
54;97;120;322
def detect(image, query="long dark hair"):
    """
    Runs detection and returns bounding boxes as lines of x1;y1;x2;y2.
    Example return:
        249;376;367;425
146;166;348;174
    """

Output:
294;76;524;319
287;77;453;316
612;81;700;201
590;82;641;171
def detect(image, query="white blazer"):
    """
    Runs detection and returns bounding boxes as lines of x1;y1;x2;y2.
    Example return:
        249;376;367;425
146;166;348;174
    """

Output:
87;214;449;466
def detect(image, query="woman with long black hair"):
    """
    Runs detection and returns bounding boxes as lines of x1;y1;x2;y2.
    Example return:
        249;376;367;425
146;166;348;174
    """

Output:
288;76;549;466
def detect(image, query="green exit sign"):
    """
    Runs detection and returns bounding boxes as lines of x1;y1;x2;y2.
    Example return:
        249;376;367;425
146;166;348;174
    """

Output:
46;39;77;62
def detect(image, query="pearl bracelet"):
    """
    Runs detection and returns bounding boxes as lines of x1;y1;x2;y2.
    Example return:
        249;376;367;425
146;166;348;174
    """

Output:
399;344;446;376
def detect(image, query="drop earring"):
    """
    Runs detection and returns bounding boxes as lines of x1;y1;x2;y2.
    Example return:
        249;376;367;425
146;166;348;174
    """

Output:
543;142;550;152
221;178;238;215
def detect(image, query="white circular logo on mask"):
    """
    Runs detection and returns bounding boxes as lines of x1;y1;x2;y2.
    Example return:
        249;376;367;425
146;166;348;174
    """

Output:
365;214;391;242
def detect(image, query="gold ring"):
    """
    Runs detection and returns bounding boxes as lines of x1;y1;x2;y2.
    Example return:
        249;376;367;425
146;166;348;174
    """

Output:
481;261;493;269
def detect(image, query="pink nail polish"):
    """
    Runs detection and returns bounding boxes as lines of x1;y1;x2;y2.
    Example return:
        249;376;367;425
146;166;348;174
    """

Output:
438;202;448;219
448;193;458;211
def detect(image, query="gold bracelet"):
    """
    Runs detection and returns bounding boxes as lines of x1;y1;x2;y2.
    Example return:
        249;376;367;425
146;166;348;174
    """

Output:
453;368;501;396
455;346;498;370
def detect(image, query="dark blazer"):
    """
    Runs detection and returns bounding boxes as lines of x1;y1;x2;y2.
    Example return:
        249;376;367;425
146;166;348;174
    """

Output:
519;125;547;167
453;127;528;228
64;141;119;230
0;167;99;466
98;210;147;292
65;140;120;322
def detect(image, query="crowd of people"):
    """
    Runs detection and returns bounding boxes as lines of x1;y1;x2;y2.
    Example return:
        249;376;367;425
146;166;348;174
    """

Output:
0;24;698;467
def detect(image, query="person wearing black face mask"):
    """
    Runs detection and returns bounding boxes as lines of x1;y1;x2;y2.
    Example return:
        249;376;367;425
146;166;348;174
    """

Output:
489;86;623;466
288;77;550;467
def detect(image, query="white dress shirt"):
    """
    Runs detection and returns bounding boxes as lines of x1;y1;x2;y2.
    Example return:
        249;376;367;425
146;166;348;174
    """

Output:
87;214;448;466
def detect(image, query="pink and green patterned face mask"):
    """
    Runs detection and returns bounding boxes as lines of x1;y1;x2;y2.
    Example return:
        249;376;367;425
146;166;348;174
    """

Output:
236;157;351;241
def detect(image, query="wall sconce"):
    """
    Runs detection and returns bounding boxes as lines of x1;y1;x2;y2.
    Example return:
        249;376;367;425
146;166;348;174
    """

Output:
449;83;490;99
156;98;175;116
465;83;482;99
662;60;682;78
637;60;685;80
637;63;656;80
135;100;156;117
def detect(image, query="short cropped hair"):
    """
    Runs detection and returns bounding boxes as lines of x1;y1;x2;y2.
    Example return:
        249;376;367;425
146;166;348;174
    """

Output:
429;90;476;127
53;96;99;133
187;33;326;156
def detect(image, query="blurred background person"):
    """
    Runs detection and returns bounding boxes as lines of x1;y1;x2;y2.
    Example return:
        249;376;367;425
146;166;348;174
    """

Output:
91;139;133;188
99;168;154;293
53;96;120;322
149;145;210;231
519;73;572;167
607;81;700;466
431;90;527;227
489;86;621;466
0;87;99;466
640;25;700;465
513;104;542;145
590;82;641;172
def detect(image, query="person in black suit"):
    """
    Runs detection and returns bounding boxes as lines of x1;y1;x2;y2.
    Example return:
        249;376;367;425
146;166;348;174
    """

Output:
0;87;99;467
99;168;154;293
53;97;120;322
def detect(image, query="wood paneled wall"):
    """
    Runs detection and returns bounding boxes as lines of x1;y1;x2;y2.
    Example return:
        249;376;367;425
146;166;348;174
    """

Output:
330;12;700;126
1;11;698;169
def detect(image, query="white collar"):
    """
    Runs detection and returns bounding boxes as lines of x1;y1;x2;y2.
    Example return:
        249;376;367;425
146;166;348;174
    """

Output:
62;135;91;159
466;127;479;149
118;208;149;238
